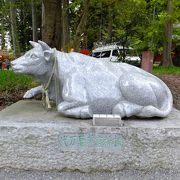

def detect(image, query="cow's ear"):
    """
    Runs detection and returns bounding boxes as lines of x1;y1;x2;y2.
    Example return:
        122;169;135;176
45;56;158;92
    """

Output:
44;50;53;62
38;40;50;51
29;41;39;48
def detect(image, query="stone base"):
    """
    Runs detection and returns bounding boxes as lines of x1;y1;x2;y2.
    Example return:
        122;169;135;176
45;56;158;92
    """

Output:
0;168;180;180
0;100;180;172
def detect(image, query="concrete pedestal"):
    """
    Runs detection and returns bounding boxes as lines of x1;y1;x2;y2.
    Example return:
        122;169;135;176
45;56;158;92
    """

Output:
0;100;180;173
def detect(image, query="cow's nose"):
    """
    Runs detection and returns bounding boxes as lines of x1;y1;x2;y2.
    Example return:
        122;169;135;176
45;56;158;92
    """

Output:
11;61;15;66
11;61;17;67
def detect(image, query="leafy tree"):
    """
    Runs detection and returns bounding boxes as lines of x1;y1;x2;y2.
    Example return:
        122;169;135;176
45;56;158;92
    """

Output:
42;0;62;49
31;0;38;42
162;0;174;67
9;0;21;57
62;0;70;52
1;0;180;65
0;0;10;49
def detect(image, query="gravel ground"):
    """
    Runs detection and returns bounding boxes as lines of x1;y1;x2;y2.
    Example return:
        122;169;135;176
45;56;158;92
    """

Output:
158;74;180;110
0;89;25;111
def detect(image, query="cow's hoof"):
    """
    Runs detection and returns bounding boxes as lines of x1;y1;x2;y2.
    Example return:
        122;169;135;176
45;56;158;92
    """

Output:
80;106;92;119
23;91;34;98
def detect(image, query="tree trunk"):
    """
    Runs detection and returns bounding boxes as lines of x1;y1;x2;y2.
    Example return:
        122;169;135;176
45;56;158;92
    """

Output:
62;0;70;52
31;0;38;42
82;31;88;49
1;28;5;50
162;0;173;67
9;0;20;57
107;7;113;43
73;0;90;52
42;0;62;49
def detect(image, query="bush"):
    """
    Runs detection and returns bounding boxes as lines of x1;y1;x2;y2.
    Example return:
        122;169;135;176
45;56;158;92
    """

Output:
0;70;36;92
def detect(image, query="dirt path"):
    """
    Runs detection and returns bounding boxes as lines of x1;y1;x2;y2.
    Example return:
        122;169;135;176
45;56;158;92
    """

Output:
158;75;180;110
0;89;26;111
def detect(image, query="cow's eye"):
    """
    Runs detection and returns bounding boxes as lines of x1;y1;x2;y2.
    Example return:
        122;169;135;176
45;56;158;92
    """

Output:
31;54;37;58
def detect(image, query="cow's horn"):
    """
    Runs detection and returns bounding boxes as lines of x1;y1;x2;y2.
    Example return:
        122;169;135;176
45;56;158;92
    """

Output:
29;41;39;47
38;40;50;50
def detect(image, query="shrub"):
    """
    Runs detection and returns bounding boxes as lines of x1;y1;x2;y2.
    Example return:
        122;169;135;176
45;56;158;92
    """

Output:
0;70;36;92
0;70;39;108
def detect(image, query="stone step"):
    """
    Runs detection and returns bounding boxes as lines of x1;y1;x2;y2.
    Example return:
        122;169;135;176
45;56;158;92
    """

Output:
0;100;180;172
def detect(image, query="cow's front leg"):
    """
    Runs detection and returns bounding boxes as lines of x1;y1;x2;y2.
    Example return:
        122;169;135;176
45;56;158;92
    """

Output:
57;101;92;119
23;85;43;98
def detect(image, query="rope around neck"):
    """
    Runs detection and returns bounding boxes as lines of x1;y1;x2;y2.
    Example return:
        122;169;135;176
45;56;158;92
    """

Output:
42;49;58;109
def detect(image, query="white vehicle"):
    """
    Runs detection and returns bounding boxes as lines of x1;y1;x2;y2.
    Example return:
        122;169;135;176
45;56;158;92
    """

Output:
92;45;141;66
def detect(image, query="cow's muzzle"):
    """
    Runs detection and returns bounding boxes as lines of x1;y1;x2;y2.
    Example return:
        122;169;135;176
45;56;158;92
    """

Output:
11;58;25;73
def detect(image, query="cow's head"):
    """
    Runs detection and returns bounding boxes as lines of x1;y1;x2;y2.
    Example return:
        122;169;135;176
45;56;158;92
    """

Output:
11;41;55;76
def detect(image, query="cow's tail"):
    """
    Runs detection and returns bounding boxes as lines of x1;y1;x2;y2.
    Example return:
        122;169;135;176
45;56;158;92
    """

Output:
158;82;173;117
138;81;173;118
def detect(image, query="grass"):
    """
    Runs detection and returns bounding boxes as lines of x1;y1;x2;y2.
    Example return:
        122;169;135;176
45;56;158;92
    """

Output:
0;70;39;108
0;70;36;92
152;65;180;76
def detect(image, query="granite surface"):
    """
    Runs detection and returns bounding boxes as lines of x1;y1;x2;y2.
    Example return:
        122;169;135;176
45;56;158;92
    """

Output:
0;100;179;172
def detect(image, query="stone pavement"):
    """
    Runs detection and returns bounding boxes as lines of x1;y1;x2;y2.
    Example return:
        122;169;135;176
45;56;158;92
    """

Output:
0;100;180;177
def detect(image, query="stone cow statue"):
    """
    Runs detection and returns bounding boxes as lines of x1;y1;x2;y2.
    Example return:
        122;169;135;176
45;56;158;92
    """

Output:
11;41;173;119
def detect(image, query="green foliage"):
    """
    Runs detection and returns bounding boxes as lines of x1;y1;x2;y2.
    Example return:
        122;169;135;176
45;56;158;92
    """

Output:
0;70;36;92
152;65;180;75
14;0;42;52
113;0;149;47
1;0;180;55
0;0;42;53
0;0;11;49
